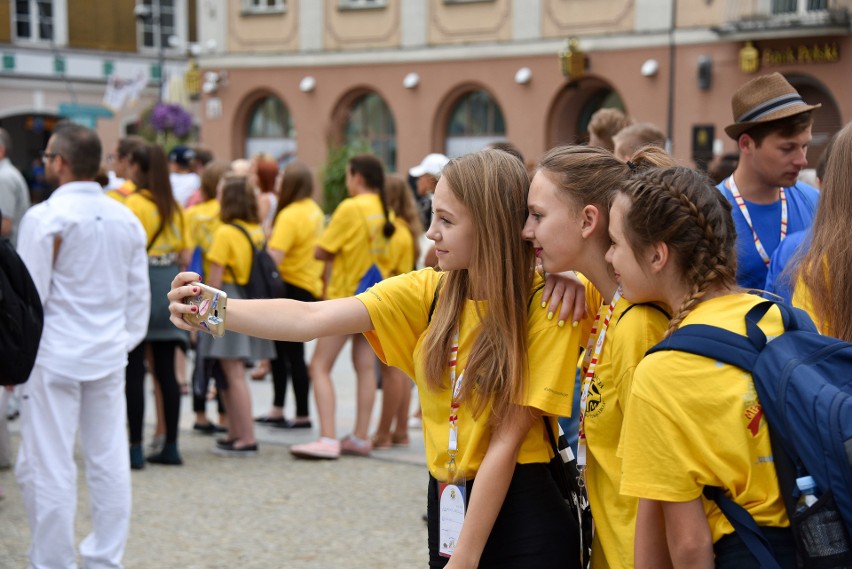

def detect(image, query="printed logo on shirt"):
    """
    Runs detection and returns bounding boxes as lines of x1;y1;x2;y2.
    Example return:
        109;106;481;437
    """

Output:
584;375;606;418
742;385;765;437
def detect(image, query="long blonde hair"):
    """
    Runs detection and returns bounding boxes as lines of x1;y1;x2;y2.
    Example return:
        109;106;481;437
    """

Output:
795;121;852;341
384;174;423;264
423;149;534;422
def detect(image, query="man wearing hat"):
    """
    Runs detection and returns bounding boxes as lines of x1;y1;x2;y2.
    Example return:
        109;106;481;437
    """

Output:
717;72;820;290
409;152;449;229
168;145;200;207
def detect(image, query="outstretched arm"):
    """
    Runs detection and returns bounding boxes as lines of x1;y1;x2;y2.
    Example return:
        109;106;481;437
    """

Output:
168;271;373;342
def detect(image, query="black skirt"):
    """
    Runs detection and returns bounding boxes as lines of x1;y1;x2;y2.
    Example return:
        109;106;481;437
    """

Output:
427;462;579;569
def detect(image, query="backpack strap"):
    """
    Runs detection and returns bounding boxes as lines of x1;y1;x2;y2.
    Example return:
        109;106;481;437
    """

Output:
427;275;445;324
616;302;670;326
226;222;258;287
703;486;783;569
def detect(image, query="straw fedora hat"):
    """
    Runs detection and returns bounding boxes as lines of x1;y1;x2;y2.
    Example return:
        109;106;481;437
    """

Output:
725;72;820;140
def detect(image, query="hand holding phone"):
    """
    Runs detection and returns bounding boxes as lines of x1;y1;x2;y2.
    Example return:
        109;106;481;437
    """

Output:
182;282;227;337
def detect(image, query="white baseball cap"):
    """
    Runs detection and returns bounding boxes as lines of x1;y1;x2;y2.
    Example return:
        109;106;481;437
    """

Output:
409;153;450;178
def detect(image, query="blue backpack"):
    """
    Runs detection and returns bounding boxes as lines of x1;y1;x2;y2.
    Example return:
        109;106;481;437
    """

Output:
647;300;852;568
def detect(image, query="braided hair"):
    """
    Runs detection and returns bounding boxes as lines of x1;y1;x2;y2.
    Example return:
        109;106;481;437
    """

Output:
619;167;738;335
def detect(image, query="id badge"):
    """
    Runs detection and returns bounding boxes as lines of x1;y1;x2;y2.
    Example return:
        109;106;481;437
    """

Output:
438;474;467;558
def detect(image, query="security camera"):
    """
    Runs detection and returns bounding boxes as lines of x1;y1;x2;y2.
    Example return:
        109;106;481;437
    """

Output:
134;4;152;21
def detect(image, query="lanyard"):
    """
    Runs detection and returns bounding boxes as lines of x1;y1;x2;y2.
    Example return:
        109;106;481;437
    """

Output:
728;176;787;268
577;288;623;467
447;330;464;477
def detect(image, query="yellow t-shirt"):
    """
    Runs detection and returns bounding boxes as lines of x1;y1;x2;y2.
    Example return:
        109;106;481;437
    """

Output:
318;193;394;299
358;268;589;480
387;218;415;276
206;220;266;285
124;189;190;256
268;198;324;299
106;179;136;203
620;293;789;544
583;297;669;569
185;198;221;278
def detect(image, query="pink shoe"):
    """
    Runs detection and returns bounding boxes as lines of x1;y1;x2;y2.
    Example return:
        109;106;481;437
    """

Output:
340;435;372;457
290;439;340;459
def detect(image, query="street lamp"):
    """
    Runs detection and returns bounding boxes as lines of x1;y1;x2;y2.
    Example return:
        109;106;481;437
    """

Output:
134;2;165;101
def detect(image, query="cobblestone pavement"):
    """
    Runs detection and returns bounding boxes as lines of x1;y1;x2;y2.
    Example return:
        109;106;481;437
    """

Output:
0;341;431;568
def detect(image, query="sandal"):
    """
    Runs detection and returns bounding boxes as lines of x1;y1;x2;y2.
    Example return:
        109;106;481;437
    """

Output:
371;435;393;450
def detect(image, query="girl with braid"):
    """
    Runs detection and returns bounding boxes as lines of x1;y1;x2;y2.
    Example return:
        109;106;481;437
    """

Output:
608;167;794;568
523;145;673;569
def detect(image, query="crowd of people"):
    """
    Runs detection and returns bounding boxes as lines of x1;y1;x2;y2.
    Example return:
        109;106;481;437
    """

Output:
1;69;849;568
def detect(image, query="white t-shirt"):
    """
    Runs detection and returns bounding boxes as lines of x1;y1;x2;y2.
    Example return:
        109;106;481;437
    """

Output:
170;172;200;207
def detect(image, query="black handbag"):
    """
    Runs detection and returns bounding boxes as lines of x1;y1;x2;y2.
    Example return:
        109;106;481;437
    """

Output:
543;417;593;569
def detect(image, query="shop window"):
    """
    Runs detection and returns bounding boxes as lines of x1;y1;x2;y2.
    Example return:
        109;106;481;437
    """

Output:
245;96;296;164
14;0;54;42
345;93;396;172
445;90;506;158
242;0;286;14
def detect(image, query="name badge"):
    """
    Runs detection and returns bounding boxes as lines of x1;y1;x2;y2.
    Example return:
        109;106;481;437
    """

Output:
438;479;466;558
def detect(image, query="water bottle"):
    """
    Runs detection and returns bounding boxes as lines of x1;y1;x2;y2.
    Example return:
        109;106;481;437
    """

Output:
795;476;818;513
794;475;852;564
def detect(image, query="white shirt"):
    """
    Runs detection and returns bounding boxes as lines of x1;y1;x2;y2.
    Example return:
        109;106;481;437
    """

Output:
169;171;200;207
17;181;150;380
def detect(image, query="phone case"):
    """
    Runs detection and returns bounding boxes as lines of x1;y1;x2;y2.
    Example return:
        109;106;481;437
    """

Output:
183;282;228;337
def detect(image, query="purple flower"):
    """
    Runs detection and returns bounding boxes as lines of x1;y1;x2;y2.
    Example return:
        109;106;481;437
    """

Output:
149;103;193;138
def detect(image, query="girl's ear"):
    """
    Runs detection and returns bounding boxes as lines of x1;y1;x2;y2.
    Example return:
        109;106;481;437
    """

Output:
580;204;601;239
648;241;670;274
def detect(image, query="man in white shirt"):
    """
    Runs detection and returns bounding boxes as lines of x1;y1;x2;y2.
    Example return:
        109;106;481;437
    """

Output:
15;122;150;569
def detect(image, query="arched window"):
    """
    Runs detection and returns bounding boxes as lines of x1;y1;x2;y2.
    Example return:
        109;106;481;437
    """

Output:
445;90;506;158
345;93;396;172
245;95;296;164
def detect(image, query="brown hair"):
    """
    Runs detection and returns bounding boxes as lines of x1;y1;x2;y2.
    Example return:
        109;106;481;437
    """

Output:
384;174;423;263
743;111;813;146
538;145;675;217
618;167;738;335
588;108;632;152
200;161;230;201
795;121;852;341
129;143;179;230
219;176;259;224
612;123;666;160
423;149;533;423
349;154;395;239
117;135;146;160
254;156;279;194
275;161;314;213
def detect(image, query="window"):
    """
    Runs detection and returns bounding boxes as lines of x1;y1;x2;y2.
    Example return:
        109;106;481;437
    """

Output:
137;0;180;52
772;0;829;15
14;0;54;42
338;0;387;10
346;93;396;171
242;0;286;14
245;96;297;164
445;90;506;158
444;0;495;4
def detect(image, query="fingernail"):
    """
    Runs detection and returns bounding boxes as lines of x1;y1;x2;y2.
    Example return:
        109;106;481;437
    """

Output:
192;306;198;313
558;320;565;328
572;321;579;328
547;311;554;321
540;301;546;309
193;287;198;293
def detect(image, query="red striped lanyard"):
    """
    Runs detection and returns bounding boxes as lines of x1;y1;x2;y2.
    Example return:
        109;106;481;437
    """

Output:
728;176;787;268
577;288;622;467
447;331;463;477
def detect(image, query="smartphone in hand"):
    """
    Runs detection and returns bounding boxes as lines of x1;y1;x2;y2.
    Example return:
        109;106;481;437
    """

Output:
183;282;227;337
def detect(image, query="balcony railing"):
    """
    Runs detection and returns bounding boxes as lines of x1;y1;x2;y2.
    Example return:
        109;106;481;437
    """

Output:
722;0;850;31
